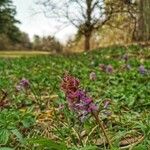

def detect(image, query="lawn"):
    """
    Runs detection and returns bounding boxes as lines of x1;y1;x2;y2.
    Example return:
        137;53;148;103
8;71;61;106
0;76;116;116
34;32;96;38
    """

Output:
0;46;149;150
0;51;50;58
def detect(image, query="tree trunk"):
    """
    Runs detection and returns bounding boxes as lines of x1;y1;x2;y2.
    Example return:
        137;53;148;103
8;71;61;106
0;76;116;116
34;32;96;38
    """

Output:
84;33;91;51
135;0;150;41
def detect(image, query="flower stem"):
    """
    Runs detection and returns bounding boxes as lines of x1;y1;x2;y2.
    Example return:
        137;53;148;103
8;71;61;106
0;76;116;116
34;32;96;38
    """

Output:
92;111;112;149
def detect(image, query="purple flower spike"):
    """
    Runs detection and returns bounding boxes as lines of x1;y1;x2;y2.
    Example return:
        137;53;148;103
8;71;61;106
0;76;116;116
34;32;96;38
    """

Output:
106;65;113;73
20;78;30;88
88;103;98;112
139;65;147;75
89;72;96;80
61;74;98;120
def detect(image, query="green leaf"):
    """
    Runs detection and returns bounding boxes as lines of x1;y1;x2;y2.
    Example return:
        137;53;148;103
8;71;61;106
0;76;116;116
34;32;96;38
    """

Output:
78;145;98;150
0;148;14;150
21;115;35;128
0;129;10;144
29;138;67;150
132;144;148;150
11;129;24;143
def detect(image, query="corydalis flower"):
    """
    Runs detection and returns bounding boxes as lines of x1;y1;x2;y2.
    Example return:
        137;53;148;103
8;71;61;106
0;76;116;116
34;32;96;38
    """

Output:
99;64;106;72
16;78;30;91
99;64;114;73
106;65;113;73
20;78;30;88
89;72;96;80
61;74;98;118
61;74;80;93
139;65;147;75
67;90;97;112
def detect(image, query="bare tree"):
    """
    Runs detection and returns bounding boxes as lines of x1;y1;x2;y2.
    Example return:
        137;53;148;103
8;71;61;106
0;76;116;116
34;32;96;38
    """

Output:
135;0;150;41
37;0;118;51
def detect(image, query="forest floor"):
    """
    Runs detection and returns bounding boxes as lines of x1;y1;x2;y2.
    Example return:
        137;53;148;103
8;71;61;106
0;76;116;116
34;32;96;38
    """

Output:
0;45;149;150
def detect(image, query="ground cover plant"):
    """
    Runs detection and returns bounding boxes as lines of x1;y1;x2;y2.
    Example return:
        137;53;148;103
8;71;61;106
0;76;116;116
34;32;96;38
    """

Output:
0;45;150;150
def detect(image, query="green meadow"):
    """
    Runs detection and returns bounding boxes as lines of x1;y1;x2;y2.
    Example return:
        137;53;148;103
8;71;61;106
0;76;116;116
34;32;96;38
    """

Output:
0;46;150;150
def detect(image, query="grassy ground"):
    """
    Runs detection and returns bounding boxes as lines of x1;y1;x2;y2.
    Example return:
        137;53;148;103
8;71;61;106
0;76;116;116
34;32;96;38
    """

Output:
0;51;50;58
0;46;149;149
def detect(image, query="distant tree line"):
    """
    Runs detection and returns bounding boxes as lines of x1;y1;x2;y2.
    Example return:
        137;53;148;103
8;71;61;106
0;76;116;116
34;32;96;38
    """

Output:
38;0;150;51
0;0;149;52
32;35;63;53
0;0;63;53
0;0;21;50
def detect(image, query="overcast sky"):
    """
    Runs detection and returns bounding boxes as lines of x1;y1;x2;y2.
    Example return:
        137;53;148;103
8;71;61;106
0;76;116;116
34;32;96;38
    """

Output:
12;0;77;43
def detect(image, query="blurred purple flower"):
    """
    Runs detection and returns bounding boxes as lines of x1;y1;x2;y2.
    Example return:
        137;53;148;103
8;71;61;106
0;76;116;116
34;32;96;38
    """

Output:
16;78;30;91
99;64;106;72
139;65;147;75
66;89;98;113
88;103;98;112
20;78;30;88
106;65;113;73
89;72;96;80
